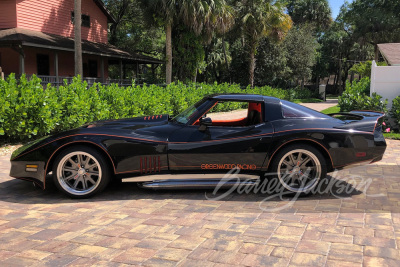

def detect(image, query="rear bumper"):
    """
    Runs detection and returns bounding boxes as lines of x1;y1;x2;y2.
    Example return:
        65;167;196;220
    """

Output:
9;161;45;189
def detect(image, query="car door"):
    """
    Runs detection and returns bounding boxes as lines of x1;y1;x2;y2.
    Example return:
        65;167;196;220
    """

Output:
167;120;274;174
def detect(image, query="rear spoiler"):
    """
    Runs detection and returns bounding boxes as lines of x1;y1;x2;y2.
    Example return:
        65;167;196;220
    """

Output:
328;110;385;133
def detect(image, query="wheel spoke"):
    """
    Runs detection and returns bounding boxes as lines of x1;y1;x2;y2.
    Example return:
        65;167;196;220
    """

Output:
72;178;80;189
300;157;311;167
297;152;303;162
86;176;96;185
68;158;78;167
288;154;296;166
282;160;292;167
64;166;77;172
82;156;90;168
87;163;98;170
82;178;88;189
64;173;78;181
77;154;83;166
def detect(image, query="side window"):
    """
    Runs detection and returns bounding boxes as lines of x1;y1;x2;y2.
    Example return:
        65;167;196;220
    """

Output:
281;100;331;119
204;101;263;127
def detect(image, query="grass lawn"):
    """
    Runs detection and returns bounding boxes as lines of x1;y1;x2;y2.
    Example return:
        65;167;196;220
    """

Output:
292;98;323;104
383;132;400;140
320;105;340;114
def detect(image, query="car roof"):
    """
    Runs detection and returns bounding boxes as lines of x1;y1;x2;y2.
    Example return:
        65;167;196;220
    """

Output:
208;93;279;102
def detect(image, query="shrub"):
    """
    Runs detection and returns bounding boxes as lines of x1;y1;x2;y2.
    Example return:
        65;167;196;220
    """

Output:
338;77;387;112
391;96;400;129
0;74;61;140
0;75;297;143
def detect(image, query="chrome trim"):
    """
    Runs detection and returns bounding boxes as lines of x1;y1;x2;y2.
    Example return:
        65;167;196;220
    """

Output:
139;179;259;189
122;173;260;183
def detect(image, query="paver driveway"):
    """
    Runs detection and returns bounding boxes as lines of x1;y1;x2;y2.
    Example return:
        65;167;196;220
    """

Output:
0;140;399;266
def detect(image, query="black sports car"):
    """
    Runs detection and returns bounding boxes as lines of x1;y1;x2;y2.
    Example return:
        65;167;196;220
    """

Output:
10;94;386;198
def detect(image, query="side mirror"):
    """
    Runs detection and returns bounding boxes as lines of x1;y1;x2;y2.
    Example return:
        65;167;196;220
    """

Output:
199;117;212;131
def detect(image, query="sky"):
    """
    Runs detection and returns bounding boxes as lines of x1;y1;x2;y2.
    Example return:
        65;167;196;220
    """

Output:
329;0;353;19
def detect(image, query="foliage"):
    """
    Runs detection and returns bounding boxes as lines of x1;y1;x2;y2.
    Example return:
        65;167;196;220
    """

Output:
391;96;400;130
235;0;292;87
289;87;318;100
140;0;234;84
0;75;295;143
349;61;387;77
172;26;206;81
0;74;61;139
286;0;332;33
343;0;400;57
254;37;289;87
383;132;400;140
338;78;387;112
283;25;318;85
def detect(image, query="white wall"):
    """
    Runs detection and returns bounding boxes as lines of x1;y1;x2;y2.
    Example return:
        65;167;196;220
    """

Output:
371;60;400;109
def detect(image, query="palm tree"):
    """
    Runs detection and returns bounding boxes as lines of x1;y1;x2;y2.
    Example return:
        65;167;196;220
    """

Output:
141;0;234;84
237;0;292;87
74;0;83;78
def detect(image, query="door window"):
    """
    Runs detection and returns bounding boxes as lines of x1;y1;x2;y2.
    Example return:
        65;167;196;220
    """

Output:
195;101;263;127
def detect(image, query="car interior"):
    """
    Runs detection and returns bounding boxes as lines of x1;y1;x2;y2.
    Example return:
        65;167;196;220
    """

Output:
193;101;263;127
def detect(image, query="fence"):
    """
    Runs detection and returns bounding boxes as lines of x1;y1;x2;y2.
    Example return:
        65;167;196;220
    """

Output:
371;60;400;109
5;74;135;87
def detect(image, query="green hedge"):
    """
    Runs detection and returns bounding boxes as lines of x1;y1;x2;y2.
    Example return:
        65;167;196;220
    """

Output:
0;74;293;142
338;78;387;112
391;96;400;130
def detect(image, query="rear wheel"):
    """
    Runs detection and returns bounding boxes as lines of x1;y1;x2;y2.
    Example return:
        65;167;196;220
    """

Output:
52;146;111;198
270;144;327;194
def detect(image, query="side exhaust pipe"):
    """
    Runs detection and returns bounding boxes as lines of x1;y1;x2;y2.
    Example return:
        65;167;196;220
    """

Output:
139;179;259;189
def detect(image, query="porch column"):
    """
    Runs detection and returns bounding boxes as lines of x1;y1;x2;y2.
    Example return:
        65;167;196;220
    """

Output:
54;52;59;86
101;57;105;83
19;53;25;75
119;59;123;83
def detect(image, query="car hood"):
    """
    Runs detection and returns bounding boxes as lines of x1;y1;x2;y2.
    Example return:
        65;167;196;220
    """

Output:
83;114;170;130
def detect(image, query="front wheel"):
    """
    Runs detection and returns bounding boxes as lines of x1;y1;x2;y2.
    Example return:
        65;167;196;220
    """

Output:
269;144;327;194
52;146;111;198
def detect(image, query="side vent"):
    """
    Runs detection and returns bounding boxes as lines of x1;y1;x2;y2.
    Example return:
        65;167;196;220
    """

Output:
140;156;161;174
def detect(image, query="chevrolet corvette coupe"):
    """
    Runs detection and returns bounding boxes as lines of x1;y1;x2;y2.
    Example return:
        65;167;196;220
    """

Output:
10;94;386;198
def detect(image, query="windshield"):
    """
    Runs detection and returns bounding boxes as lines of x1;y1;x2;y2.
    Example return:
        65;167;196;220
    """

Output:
172;98;212;124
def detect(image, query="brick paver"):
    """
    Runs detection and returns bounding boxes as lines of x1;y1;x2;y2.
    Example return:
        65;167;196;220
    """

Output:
0;107;399;266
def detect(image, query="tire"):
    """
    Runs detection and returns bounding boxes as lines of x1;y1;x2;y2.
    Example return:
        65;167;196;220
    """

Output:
52;145;111;198
269;144;327;194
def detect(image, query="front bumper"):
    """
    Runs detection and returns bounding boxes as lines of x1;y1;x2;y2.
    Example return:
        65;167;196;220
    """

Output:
9;161;46;189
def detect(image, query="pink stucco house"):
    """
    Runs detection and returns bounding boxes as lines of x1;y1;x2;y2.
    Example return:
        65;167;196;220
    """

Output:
0;0;162;84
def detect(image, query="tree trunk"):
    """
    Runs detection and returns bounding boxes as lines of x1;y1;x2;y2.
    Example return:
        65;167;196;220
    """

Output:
74;0;83;78
222;37;229;70
165;23;172;84
337;59;342;94
249;47;256;88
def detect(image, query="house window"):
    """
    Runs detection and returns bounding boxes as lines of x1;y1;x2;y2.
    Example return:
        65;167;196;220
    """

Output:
37;54;50;76
71;12;91;28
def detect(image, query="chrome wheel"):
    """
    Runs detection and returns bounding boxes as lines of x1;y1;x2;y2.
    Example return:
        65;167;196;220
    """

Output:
56;151;102;196
277;149;321;193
